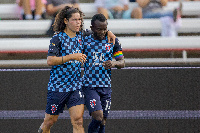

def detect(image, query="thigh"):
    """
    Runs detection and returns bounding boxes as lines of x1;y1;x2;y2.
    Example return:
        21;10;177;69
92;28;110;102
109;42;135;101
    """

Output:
66;89;85;109
83;86;103;115
45;91;67;115
69;104;84;121
100;87;112;118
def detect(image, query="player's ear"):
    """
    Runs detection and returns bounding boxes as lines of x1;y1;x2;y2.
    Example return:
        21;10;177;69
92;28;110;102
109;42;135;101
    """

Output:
90;25;93;31
64;18;68;25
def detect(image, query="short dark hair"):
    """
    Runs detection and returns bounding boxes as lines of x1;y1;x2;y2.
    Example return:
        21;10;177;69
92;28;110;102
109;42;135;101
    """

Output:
53;6;84;32
91;13;107;26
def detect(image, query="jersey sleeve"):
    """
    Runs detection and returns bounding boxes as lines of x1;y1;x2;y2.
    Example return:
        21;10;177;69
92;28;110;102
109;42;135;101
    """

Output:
82;29;93;37
113;38;123;59
47;35;61;57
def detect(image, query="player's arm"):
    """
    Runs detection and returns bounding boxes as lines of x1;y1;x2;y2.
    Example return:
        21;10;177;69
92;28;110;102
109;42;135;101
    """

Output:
47;36;86;66
107;30;116;44
46;3;73;16
103;38;125;69
103;56;125;69
82;29;116;44
47;53;87;66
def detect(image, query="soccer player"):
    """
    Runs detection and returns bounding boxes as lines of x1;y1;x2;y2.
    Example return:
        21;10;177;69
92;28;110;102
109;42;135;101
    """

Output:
38;6;86;133
82;13;125;133
38;6;116;133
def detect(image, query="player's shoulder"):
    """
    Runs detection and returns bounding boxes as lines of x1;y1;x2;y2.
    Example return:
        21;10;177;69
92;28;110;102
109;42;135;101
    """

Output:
115;37;119;42
114;37;121;45
51;32;61;39
50;33;62;45
84;34;93;41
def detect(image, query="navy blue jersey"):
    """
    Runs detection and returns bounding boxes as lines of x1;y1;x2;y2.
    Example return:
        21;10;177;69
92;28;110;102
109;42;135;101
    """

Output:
83;35;123;87
47;32;83;92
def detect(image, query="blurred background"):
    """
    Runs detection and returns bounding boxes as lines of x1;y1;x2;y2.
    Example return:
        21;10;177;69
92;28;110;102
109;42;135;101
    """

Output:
0;0;200;132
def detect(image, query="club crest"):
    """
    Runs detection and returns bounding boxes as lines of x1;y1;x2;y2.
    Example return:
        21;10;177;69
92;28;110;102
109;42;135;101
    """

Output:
51;104;58;114
105;44;111;52
90;99;96;108
78;38;82;45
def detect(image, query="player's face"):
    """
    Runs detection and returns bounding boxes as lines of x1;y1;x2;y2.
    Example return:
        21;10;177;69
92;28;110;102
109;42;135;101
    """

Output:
66;13;82;33
91;20;107;41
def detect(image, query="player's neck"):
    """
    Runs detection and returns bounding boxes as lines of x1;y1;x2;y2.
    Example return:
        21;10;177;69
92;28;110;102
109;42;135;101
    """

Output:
93;35;105;41
64;29;76;38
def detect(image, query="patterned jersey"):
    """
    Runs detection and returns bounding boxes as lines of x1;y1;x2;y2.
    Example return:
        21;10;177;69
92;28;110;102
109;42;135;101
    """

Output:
83;35;123;87
47;32;83;92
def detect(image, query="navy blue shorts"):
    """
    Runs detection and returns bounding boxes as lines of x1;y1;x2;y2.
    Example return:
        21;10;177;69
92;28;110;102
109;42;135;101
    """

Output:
45;89;85;115
82;86;112;118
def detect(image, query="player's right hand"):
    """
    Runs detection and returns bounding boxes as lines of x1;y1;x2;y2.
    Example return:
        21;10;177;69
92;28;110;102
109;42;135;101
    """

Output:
73;53;87;64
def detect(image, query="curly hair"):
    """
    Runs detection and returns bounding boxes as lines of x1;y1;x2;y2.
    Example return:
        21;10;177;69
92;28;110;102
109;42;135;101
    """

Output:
53;6;84;32
91;13;107;26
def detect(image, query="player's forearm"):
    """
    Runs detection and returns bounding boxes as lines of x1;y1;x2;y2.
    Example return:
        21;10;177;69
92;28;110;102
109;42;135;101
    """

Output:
47;55;73;66
113;57;125;69
46;4;72;16
46;5;58;16
73;3;80;9
161;0;168;6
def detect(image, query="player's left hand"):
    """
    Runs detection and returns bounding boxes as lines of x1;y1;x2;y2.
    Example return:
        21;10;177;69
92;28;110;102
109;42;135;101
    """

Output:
102;60;115;69
107;31;116;44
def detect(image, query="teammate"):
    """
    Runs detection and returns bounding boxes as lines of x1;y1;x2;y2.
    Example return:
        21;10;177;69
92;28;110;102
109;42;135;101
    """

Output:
82;13;125;133
38;6;86;133
38;6;116;133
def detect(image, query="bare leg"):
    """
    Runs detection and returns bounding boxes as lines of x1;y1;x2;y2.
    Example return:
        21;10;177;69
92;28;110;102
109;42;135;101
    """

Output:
39;113;59;133
35;0;42;15
88;110;103;133
35;0;43;19
98;117;107;133
131;7;142;36
69;104;85;133
22;0;32;19
98;7;109;19
131;7;142;19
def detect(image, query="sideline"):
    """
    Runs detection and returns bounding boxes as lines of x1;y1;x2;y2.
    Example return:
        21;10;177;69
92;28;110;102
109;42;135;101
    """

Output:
0;110;199;119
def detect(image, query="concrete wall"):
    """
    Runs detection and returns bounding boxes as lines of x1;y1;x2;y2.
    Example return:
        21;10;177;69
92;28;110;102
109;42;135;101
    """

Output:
1;67;200;132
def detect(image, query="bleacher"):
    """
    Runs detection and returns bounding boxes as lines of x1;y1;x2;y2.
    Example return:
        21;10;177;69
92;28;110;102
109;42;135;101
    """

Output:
0;1;200;19
0;1;200;66
0;18;200;35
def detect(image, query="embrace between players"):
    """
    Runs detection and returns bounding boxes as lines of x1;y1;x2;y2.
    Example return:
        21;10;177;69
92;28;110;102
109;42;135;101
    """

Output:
38;6;125;133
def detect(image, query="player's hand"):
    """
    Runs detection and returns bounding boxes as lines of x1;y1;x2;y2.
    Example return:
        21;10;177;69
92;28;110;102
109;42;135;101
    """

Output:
107;31;116;44
102;60;115;69
73;53;87;64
